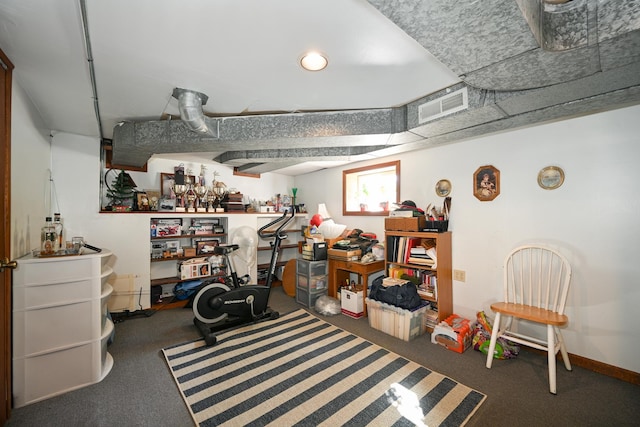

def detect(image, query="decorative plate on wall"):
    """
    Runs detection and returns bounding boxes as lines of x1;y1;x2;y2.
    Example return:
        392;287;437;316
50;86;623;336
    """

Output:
435;179;452;197
538;166;565;190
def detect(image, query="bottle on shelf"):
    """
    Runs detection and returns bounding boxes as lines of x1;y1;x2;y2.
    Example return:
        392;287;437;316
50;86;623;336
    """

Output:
54;212;64;249
41;216;59;255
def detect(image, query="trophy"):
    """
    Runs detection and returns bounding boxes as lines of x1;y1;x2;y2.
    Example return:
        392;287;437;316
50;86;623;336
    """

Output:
212;181;227;212
172;183;188;212
184;175;196;212
194;183;208;212
206;190;216;212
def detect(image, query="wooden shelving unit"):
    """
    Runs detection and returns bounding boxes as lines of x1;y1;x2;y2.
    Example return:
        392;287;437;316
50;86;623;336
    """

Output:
384;230;452;332
150;217;227;308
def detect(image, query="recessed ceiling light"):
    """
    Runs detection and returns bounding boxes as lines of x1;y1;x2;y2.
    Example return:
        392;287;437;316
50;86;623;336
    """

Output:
300;52;328;71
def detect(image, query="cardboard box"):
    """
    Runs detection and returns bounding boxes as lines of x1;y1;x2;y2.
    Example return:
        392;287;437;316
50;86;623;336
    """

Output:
328;248;361;260
324;237;343;248
152;218;182;237
302;242;327;260
365;298;429;341
179;258;211;280
182;246;196;257
431;314;474;353
384;216;427;231
341;289;364;318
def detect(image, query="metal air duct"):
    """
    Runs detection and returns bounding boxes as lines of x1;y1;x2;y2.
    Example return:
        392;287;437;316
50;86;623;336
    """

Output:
172;88;214;136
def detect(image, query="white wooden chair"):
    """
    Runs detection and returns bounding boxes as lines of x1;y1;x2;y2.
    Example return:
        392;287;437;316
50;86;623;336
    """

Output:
485;245;572;394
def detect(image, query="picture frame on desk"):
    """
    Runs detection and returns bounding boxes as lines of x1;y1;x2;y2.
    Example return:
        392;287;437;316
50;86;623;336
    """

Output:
135;192;150;211
145;190;161;211
157;197;176;212
194;238;220;255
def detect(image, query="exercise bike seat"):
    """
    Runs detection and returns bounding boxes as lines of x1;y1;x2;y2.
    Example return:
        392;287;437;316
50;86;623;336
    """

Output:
213;244;239;256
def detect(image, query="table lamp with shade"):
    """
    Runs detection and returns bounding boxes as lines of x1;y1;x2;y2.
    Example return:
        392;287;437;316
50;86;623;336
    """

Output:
316;203;346;238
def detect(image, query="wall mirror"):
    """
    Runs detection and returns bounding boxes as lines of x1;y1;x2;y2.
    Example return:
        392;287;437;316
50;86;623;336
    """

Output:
343;160;400;216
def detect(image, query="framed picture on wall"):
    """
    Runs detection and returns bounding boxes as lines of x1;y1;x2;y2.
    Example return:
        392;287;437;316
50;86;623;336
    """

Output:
473;165;500;201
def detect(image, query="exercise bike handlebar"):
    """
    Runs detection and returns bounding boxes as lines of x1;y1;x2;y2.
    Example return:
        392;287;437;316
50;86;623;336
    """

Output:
257;209;297;240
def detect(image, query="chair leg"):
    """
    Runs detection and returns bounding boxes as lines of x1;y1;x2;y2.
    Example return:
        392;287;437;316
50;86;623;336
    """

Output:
555;327;572;371
485;312;501;369
547;325;557;394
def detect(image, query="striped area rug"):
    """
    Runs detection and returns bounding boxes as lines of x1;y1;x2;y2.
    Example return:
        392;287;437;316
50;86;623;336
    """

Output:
162;309;485;427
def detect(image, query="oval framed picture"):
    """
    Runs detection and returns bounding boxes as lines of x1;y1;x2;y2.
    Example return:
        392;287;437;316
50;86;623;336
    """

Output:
435;179;452;197
538;166;565;190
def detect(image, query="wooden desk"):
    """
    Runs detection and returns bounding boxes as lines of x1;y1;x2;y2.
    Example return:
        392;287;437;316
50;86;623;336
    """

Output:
328;258;385;316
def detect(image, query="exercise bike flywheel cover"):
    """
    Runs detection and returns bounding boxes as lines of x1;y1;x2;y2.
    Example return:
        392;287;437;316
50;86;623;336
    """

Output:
193;282;231;324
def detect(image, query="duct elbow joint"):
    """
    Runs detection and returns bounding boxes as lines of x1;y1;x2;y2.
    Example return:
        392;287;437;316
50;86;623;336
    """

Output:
173;87;215;136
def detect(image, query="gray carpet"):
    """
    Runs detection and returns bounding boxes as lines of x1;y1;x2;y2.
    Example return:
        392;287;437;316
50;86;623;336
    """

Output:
7;286;640;426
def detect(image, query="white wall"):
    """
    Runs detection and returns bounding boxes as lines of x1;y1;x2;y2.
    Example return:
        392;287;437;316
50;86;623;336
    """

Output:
9;81;50;259
295;104;640;373
10;71;640;373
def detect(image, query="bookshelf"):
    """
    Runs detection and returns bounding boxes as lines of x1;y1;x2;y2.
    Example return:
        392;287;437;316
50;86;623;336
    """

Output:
384;230;452;332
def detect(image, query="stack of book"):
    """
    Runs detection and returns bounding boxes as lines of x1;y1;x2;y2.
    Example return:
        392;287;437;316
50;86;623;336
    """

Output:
382;277;409;287
407;244;435;266
221;192;244;212
425;307;439;330
417;275;437;299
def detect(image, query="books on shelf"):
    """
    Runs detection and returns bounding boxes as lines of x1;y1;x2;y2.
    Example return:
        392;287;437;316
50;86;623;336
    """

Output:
407;256;435;266
388;236;438;267
417;274;437;299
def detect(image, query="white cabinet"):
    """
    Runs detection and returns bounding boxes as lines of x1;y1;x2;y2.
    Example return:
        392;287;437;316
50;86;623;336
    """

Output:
12;250;114;407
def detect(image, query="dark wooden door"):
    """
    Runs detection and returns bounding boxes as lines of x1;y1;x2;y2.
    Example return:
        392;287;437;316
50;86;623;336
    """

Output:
0;47;14;424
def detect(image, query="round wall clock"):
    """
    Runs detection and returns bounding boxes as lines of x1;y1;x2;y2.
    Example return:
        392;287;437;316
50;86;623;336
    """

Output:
538;166;565;190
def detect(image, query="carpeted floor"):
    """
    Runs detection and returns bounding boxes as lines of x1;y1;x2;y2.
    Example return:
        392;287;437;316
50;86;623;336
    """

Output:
6;286;640;426
163;309;485;426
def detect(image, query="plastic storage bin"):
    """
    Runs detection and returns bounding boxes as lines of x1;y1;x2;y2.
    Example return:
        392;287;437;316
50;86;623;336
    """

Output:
296;258;328;308
296;287;325;309
365;298;429;341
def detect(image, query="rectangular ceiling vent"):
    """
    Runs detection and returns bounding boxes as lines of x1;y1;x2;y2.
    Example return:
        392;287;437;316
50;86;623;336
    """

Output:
418;87;468;124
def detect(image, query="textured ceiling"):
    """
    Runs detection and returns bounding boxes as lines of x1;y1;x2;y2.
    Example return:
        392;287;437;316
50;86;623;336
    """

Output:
1;0;639;175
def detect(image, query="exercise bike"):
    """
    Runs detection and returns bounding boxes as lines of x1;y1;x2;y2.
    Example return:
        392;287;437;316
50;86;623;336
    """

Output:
192;209;296;346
